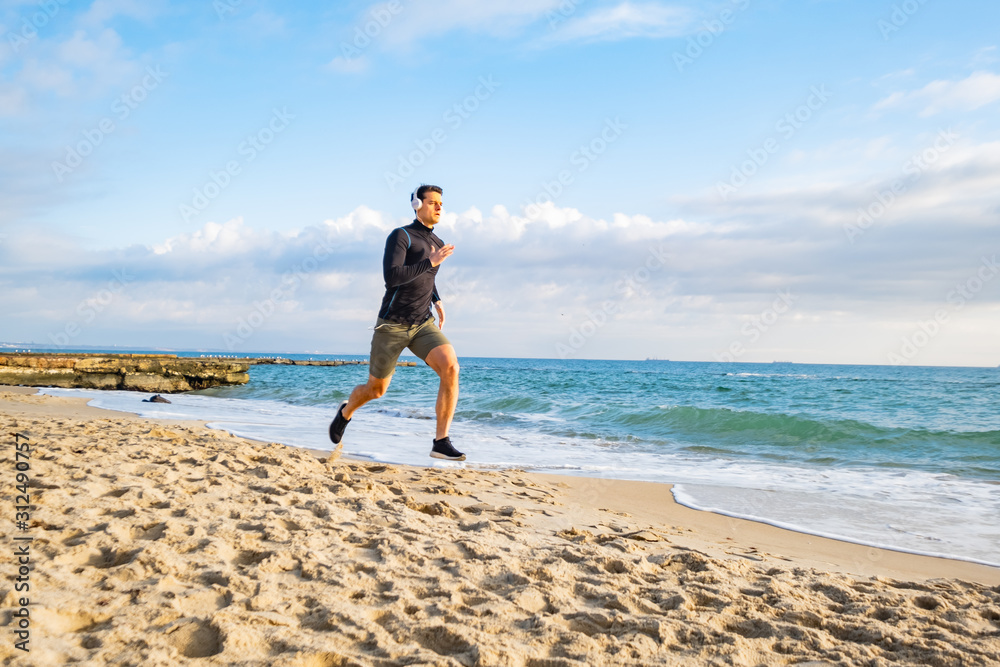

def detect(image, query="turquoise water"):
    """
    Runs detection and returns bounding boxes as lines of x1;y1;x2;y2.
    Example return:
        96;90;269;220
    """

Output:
44;356;1000;566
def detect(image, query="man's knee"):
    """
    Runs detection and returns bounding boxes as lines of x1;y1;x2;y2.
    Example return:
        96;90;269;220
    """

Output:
439;358;460;380
368;376;391;398
426;345;459;380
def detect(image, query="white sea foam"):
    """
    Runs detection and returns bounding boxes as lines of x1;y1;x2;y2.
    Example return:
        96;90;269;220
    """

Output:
40;387;1000;567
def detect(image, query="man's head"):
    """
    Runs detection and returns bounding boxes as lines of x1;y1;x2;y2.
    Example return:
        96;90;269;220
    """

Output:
412;184;443;227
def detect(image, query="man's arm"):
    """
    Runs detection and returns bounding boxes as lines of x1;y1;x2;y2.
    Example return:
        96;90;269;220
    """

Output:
433;296;446;330
382;229;432;288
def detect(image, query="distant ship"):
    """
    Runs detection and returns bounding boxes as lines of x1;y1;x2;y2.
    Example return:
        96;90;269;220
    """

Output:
645;357;670;361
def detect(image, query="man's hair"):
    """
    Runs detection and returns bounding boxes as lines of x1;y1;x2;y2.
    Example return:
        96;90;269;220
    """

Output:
414;184;442;203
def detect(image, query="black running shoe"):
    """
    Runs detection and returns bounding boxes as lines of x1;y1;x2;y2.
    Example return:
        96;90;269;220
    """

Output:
329;400;351;444
430;437;465;461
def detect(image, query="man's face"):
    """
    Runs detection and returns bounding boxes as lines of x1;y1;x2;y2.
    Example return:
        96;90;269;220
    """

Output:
417;191;443;226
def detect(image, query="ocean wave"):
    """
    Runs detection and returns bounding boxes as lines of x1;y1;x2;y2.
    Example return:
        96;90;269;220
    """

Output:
602;405;1000;472
372;407;433;420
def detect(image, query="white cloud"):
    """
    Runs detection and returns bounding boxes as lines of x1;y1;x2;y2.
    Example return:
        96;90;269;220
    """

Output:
872;91;905;111
874;70;1000;116
358;0;689;51
0;86;27;116
373;0;561;49
0;0;167;118
546;2;691;44
78;0;165;27
2;140;998;363
863;136;893;160
875;68;916;83
969;46;997;68
0;25;12;67
153;218;266;255
19;57;76;96
1;26;142;114
321;205;396;241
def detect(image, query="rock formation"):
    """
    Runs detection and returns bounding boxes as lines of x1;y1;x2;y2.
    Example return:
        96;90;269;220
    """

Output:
0;354;250;393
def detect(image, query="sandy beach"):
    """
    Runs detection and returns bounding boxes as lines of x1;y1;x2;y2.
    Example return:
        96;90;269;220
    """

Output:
2;387;999;666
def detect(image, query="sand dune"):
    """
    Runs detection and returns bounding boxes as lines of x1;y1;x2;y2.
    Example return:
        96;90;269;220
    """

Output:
1;389;999;666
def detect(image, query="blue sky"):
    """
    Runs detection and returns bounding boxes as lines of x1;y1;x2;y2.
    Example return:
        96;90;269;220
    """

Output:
2;0;999;365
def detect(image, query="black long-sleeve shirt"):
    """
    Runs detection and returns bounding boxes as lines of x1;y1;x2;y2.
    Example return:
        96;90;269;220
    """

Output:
377;220;443;324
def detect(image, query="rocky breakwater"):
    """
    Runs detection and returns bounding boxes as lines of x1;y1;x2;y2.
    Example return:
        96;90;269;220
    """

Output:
249;357;417;367
0;353;250;393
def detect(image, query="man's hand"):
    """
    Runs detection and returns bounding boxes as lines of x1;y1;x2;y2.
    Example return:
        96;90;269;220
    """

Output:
434;301;446;330
429;243;455;267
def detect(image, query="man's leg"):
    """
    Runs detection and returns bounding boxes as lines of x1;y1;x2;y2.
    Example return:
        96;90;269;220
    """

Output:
336;320;407;430
342;374;391;420
423;344;459;439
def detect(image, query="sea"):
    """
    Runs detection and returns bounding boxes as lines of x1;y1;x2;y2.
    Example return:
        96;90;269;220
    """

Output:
38;355;1000;567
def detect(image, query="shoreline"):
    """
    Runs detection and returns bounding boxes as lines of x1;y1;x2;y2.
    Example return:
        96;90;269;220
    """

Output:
4;384;998;586
3;385;999;664
26;376;1000;570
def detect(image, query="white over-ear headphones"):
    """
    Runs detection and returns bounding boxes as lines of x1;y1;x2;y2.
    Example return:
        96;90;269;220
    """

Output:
410;188;421;212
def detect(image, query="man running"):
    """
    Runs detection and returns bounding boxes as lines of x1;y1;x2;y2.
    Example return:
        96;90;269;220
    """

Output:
328;184;465;461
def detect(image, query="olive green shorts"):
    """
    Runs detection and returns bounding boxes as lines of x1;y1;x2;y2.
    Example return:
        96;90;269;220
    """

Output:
369;317;451;379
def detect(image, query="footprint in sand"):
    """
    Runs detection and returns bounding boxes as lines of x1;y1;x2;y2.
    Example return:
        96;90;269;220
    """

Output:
88;546;142;569
165;618;223;658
